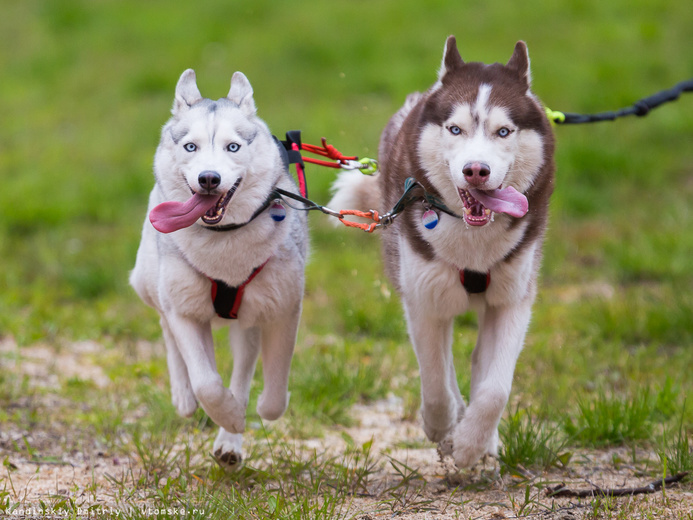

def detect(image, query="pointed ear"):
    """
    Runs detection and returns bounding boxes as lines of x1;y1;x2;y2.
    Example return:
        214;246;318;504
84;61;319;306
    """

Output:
227;71;256;117
506;41;531;87
173;69;203;114
438;35;465;81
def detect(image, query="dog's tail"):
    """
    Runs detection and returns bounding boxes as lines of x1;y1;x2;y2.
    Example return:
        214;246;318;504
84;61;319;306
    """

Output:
327;170;382;225
328;93;422;225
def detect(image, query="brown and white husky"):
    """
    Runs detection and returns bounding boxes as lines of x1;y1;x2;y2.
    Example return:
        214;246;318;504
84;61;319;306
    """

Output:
329;36;555;467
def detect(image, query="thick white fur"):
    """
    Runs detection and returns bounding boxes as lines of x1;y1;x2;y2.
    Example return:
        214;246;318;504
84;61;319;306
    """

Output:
130;69;307;469
327;170;372;213
329;43;548;468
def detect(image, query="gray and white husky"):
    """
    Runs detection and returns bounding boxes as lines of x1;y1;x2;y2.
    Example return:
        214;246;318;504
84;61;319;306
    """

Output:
130;69;308;468
329;37;555;468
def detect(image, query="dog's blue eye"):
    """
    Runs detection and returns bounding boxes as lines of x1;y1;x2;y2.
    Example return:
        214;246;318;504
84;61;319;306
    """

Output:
448;125;462;136
497;127;511;138
183;143;197;152
227;143;241;153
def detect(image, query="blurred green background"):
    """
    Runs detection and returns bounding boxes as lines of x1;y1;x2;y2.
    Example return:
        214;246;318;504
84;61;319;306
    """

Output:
1;0;692;411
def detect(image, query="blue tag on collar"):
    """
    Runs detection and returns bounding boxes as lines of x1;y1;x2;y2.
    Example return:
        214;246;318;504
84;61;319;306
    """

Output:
422;208;439;229
269;201;286;222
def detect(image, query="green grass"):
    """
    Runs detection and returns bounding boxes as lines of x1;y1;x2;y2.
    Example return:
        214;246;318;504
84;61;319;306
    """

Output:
2;0;693;517
499;406;570;472
564;389;655;447
659;408;693;478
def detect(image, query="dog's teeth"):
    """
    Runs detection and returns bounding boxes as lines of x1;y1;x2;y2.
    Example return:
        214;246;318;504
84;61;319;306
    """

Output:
464;208;472;216
485;209;491;216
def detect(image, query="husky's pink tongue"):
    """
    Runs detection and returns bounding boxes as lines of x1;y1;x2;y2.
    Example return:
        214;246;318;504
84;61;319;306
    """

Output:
149;193;219;233
469;186;528;218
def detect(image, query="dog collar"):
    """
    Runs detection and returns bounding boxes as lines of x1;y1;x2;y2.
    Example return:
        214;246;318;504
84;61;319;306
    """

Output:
201;190;284;232
209;259;270;319
202;135;305;233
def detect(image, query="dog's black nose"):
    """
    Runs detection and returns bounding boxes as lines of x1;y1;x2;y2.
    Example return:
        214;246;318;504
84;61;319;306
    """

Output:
198;171;221;191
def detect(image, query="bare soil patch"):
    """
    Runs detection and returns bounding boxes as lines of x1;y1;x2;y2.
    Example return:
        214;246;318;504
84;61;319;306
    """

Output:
1;339;691;519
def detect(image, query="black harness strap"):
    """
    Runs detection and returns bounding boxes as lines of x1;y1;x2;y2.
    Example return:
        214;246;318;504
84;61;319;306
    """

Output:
277;131;308;198
460;269;491;294
274;133;305;173
209;260;269;319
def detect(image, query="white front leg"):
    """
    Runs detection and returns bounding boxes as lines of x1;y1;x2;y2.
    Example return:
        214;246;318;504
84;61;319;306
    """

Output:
213;323;262;469
453;299;533;467
405;302;460;442
160;316;198;417
256;305;301;421
165;313;246;434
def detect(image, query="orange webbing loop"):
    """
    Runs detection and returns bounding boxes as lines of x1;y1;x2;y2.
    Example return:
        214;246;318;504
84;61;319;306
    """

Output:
338;209;380;233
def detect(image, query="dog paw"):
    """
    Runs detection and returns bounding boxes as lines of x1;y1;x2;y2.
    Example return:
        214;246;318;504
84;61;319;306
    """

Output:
256;391;289;421
213;430;243;471
421;403;457;443
437;437;454;459
452;441;486;469
451;419;488;469
171;387;198;418
194;383;246;433
214;448;242;469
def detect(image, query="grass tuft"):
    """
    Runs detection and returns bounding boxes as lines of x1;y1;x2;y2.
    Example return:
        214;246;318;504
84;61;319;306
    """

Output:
499;406;570;472
564;388;654;447
658;406;693;478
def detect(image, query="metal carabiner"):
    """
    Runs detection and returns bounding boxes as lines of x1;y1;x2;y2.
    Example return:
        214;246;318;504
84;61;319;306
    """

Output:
340;158;378;175
375;211;399;229
318;205;344;219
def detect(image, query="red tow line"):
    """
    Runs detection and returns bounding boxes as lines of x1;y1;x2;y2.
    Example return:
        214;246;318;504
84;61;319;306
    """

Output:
300;137;358;168
290;137;360;199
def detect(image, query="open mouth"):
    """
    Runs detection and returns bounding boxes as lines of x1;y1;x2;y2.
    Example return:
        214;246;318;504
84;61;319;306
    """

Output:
201;178;242;225
458;188;493;226
457;184;529;226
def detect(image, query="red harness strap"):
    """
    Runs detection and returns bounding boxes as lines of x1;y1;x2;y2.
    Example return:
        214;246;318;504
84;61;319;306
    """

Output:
209;259;270;319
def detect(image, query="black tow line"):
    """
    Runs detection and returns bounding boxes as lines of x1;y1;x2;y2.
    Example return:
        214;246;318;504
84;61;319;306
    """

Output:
546;78;693;125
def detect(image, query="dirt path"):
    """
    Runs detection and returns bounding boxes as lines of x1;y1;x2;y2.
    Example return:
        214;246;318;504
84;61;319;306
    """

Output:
1;339;691;519
4;401;692;518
